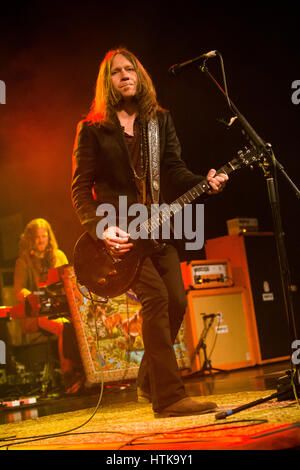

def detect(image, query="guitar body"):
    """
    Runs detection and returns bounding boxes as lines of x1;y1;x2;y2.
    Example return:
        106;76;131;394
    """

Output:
74;231;164;298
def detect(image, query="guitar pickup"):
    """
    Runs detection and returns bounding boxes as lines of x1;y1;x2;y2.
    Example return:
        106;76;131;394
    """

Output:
97;269;117;285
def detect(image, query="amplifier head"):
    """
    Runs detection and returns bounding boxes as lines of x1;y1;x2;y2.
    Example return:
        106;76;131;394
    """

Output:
181;259;233;290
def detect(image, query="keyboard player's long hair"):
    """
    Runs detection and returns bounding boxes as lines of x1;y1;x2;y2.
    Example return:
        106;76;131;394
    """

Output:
19;218;58;278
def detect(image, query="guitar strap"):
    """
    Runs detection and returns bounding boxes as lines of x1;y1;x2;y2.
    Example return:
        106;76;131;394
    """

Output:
147;116;160;205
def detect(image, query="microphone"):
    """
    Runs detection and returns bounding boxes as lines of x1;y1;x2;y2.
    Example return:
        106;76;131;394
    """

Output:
168;50;218;76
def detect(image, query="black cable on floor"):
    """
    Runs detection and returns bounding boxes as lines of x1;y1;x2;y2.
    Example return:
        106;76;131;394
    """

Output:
116;418;270;450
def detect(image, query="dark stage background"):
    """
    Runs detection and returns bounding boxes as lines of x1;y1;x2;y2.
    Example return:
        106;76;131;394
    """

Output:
0;2;299;321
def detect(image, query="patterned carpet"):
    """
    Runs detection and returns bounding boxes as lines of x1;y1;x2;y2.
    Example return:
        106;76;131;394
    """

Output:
0;390;300;450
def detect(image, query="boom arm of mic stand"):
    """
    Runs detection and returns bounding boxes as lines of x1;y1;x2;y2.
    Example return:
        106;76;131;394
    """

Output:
200;62;267;151
230;102;300;199
200;61;300;199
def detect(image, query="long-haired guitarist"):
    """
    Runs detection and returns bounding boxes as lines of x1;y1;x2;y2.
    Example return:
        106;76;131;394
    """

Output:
71;47;228;418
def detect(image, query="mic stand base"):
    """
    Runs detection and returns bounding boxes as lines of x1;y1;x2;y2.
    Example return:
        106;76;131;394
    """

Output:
277;369;300;401
215;371;300;420
188;365;229;379
188;340;230;378
187;315;231;378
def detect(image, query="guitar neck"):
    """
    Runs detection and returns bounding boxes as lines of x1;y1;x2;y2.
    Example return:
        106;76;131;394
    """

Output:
173;162;235;209
140;162;235;236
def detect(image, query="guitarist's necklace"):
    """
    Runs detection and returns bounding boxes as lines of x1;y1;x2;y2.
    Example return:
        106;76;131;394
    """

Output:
124;119;149;205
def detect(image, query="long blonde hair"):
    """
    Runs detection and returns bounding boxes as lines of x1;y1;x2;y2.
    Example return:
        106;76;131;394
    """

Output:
19;218;58;273
86;47;163;124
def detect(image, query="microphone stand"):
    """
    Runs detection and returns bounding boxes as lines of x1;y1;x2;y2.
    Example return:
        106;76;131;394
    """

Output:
198;53;300;418
188;313;229;377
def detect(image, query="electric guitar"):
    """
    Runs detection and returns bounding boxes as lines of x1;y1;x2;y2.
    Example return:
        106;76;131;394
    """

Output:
73;148;261;299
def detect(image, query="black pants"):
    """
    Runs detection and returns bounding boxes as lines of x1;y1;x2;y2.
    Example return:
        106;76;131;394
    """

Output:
132;243;188;412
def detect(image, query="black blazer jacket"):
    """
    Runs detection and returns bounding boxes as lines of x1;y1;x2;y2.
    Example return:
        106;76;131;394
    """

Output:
71;109;204;241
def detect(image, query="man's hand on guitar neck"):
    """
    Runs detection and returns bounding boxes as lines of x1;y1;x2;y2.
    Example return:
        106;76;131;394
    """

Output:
206;168;228;195
103;226;133;257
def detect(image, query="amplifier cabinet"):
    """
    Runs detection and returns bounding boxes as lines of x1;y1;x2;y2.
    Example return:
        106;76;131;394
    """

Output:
205;233;291;364
184;287;257;373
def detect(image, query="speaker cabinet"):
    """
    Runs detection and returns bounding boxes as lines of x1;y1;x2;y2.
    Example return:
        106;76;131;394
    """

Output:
184;287;256;373
205;233;291;364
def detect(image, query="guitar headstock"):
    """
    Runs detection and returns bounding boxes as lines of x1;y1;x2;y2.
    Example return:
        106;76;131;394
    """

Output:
230;147;263;171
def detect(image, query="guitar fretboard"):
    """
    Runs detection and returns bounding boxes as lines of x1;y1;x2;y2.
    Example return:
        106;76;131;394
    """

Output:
140;163;234;236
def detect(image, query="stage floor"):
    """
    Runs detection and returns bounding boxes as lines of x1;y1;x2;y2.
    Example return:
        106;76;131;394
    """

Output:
0;360;296;424
0;360;292;425
1;360;300;451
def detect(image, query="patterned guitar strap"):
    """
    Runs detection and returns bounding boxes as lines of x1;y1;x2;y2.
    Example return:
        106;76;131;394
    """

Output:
147;116;160;205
